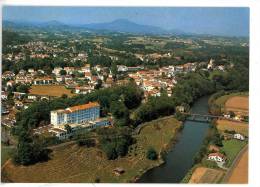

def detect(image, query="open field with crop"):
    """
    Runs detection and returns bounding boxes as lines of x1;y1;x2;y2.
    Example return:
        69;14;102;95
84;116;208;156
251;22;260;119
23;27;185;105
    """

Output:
225;96;248;114
29;85;75;97
227;148;248;184
216;119;248;136
214;92;248;114
1;117;181;183
220;139;247;167
188;167;224;183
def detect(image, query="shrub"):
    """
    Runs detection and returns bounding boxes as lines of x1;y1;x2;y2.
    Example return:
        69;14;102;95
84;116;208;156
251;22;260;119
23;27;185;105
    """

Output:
146;147;158;160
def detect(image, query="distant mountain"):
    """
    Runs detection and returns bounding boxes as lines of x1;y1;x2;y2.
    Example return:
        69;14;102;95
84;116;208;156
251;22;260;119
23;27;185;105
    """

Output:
83;19;169;35
38;20;69;29
3;19;186;35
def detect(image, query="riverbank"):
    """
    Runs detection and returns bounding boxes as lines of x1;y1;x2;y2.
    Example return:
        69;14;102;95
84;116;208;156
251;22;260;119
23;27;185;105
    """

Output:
2;117;181;183
138;96;211;183
183;92;249;184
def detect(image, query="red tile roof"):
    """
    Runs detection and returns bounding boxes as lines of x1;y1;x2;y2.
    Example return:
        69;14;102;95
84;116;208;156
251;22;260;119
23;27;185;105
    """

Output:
66;102;100;113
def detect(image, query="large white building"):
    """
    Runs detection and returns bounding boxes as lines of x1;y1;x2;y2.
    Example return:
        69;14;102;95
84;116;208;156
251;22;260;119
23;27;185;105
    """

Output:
51;102;100;126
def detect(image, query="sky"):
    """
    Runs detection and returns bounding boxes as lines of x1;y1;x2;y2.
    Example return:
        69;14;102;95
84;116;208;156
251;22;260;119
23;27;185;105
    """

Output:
3;6;249;37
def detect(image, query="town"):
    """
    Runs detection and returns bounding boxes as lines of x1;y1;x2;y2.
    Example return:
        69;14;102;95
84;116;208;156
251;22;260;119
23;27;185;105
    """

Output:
1;7;249;184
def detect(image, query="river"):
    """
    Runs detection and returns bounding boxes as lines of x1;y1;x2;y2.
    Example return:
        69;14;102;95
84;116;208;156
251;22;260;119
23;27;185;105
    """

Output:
137;96;211;183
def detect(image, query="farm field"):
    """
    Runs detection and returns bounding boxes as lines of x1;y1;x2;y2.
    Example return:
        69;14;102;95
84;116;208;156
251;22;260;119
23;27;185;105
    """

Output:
225;96;248;114
220;139;247;167
188;167;224;183
1;117;181;183
214;92;248;114
227;148;248;184
216;119;248;136
29;85;75;97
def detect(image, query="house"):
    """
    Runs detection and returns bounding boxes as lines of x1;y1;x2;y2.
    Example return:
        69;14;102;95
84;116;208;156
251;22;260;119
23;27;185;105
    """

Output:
75;86;93;94
15;75;33;84
234;115;243;121
176;106;185;113
117;65;128;72
52;67;63;76
37;69;45;74
56;76;65;83
33;77;54;85
81;64;91;73
2;71;15;79
18;69;27;75
223;114;231;118
234;133;245;141
84;72;92;80
13;92;26;100
1;91;8;100
64;67;75;75
113;167;125;176
15;101;24;109
28;94;37;101
207;152;226;162
28;68;35;73
207;59;215;70
6;80;15;87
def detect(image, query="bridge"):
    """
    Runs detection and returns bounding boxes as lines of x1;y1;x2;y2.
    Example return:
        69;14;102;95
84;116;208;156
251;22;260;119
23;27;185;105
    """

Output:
182;112;223;123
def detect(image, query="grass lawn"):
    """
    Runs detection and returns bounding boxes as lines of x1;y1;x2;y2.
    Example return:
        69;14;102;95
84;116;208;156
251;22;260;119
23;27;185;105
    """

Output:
1;144;15;166
2;117;181;183
220;139;247;167
29;85;75;97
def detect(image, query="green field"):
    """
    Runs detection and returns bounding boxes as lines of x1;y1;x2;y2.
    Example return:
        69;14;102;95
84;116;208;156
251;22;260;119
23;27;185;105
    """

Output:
1;145;15;166
2;117;181;182
220;139;247;167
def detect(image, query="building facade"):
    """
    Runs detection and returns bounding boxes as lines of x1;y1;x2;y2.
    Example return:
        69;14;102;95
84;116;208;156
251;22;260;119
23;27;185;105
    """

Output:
51;102;100;126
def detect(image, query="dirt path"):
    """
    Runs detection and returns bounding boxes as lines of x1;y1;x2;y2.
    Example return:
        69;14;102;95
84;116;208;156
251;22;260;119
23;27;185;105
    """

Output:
222;145;248;184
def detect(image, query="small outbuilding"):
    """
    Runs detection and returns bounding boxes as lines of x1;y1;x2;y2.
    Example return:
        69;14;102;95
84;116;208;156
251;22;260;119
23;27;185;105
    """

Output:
113;167;125;176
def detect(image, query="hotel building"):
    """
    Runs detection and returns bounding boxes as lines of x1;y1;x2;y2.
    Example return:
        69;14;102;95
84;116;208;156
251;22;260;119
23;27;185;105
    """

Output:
51;102;100;126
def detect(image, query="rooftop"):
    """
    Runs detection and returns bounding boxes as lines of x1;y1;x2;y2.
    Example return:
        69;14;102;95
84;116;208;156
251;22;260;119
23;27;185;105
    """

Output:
65;102;100;113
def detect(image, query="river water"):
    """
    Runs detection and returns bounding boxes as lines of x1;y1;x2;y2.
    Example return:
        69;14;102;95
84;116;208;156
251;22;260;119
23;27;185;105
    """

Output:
137;96;210;183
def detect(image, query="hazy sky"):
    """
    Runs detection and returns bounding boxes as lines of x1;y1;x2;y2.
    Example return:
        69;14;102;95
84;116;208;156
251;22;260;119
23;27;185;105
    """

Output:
3;6;249;36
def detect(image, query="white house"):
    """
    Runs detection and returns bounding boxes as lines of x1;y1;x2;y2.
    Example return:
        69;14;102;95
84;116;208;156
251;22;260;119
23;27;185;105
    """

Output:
234;133;245;141
52;67;63;76
1;91;8;100
207;152;226;163
28;95;37;101
117;65;128;72
207;59;215;70
28;68;35;73
6;80;15;87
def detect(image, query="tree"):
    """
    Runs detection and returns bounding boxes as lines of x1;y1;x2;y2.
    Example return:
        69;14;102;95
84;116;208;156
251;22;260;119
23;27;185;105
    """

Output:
16;84;30;93
94;79;102;90
146;147;158;160
65;124;72;134
103;143;118;160
111;61;118;79
61;94;68;99
59;69;67;76
13;130;50;165
228;111;235;118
